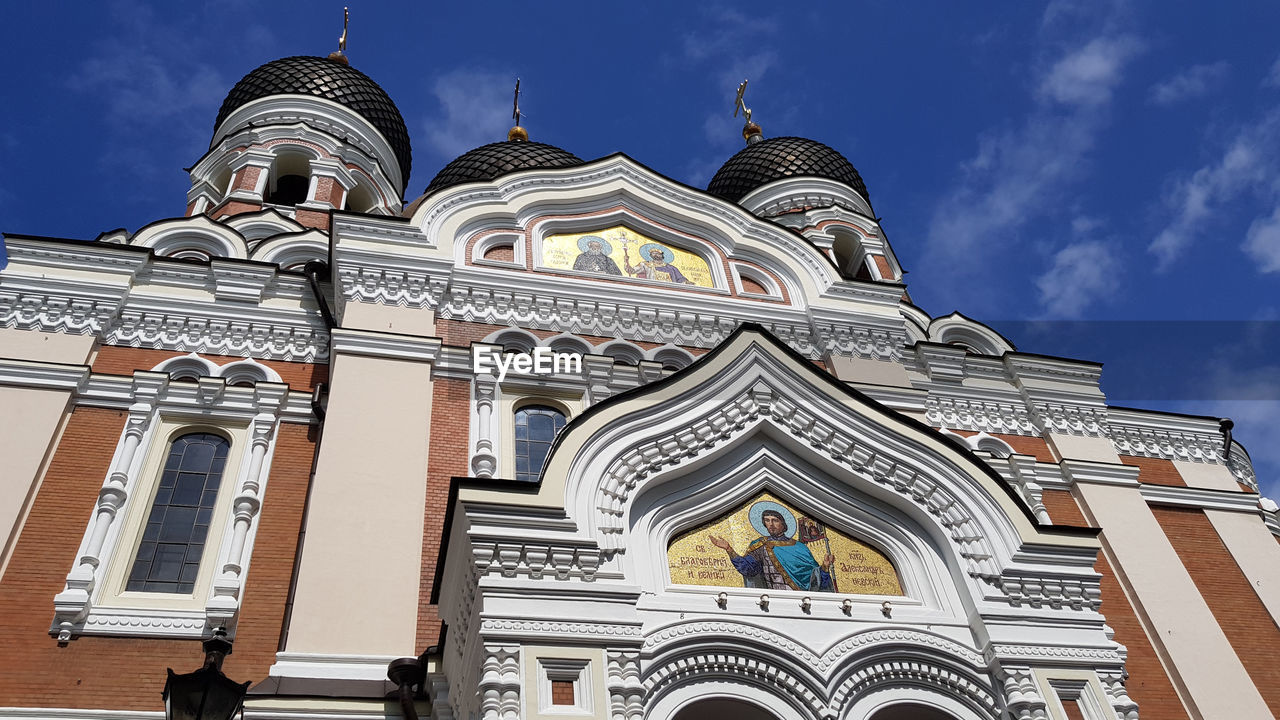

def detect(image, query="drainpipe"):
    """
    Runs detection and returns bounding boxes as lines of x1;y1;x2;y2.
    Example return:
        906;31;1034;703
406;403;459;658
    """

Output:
303;260;337;330
387;656;427;720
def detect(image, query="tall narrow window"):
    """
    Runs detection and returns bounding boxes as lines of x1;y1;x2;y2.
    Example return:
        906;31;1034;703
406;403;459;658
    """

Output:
514;405;567;483
127;432;229;594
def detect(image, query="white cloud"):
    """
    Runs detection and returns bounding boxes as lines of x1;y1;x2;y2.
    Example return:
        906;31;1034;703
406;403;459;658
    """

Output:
1148;110;1279;269
1039;35;1142;107
923;24;1141;312
1035;240;1119;318
1267;56;1280;88
1243;205;1280;272
421;69;516;161
1148;61;1230;106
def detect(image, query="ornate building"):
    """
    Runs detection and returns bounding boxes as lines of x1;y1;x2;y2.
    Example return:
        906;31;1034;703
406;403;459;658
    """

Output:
1;50;1278;720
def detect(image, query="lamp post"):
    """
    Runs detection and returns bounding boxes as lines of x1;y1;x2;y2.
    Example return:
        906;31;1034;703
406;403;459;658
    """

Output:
162;628;251;720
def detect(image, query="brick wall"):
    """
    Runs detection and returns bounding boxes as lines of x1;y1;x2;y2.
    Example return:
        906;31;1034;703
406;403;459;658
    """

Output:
949;430;1056;463
0;407;314;710
1118;456;1185;487
416;377;471;649
92;346;328;392
1039;489;1191;720
1153;505;1280;717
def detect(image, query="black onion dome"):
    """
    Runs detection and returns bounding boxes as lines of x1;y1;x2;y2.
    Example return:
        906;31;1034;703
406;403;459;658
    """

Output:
424;140;584;195
214;56;412;186
707;136;870;208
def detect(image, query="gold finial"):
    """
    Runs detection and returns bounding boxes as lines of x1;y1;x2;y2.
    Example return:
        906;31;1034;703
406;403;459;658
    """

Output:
328;7;350;64
735;78;763;144
508;77;528;142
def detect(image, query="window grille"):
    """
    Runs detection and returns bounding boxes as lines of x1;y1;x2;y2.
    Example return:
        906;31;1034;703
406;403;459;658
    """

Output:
514;405;567;483
127;432;229;594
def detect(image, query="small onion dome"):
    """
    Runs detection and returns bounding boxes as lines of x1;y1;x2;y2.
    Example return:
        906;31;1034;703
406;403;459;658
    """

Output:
214;56;412;184
422;140;583;196
707;136;870;208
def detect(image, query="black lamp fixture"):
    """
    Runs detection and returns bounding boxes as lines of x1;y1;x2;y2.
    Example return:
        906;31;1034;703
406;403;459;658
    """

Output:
162;628;251;720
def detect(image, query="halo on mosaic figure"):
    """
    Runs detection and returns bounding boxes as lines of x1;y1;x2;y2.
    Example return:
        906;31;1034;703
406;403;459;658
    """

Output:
748;500;797;538
577;235;613;255
639;243;675;264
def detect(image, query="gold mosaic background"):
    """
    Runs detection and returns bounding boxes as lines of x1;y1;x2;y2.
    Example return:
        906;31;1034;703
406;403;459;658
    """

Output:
542;225;715;288
667;491;903;595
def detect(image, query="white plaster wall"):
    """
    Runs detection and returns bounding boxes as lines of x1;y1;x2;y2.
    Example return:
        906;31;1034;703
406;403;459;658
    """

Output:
1172;460;1241;492
825;354;913;388
0;329;93;579
0;387;74;577
340;301;436;337
1204;509;1280;621
284;351;433;656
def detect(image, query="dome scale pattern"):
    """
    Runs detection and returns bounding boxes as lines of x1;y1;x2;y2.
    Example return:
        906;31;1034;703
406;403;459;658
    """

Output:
215;56;412;186
707;136;870;208
423;141;584;196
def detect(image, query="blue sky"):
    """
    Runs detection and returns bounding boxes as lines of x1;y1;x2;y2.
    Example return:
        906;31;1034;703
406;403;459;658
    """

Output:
0;1;1276;495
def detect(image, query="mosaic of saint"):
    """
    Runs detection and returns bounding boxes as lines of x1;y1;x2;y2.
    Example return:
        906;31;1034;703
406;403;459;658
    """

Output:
542;226;715;288
667;491;903;595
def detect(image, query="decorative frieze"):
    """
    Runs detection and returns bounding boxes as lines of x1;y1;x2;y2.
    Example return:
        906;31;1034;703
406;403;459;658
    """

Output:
925;395;1039;436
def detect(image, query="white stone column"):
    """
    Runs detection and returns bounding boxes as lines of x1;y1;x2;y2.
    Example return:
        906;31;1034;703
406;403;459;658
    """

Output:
471;374;498;477
208;384;287;622
53;372;167;639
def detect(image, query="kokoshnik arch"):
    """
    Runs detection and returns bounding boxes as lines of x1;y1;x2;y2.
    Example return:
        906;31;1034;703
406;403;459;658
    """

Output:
1;44;1279;720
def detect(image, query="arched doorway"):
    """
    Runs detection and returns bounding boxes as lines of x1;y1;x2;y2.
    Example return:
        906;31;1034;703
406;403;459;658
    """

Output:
672;698;780;720
867;703;959;720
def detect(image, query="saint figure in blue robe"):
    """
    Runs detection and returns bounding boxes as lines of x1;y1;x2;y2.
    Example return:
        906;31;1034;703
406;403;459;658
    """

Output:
708;509;835;592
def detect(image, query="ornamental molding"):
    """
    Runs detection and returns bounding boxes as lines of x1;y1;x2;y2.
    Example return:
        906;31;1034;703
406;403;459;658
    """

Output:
1028;401;1110;438
987;643;1125;665
328;328;441;362
830;659;998;717
643;649;827;718
2;242;330;363
925;394;1039;436
413;156;842;292
478;618;644;640
211;95;404;192
1109;409;1226;464
643;621;985;671
469;540;604;582
998;570;1102;612
589;378;1005;587
1229;444;1258;491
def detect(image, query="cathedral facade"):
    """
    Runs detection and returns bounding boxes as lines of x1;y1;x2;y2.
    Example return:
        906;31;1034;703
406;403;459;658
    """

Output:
1;52;1278;720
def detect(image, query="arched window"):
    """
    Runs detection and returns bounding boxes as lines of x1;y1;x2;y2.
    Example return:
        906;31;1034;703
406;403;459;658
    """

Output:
514;405;567;483
127;432;229;594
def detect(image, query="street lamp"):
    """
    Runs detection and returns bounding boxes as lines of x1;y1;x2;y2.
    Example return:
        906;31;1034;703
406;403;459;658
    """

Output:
162;628;251;720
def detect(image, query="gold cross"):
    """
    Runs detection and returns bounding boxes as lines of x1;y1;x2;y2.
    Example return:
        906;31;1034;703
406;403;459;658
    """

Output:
512;78;522;125
734;78;752;124
338;7;349;53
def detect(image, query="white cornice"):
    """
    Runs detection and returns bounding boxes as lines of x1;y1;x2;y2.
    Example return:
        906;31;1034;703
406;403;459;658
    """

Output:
329;328;442;362
1059;460;1141;488
1139;484;1261;513
211;95;404;192
0;359;90;391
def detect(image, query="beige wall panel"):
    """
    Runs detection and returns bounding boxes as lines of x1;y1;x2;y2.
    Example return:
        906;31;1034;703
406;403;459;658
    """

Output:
1205;509;1280;621
1045;433;1117;463
825;354;913;388
1172;460;1242;492
0;386;73;576
285;352;433;656
1076;481;1271;717
0;328;94;363
340;301;436;337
